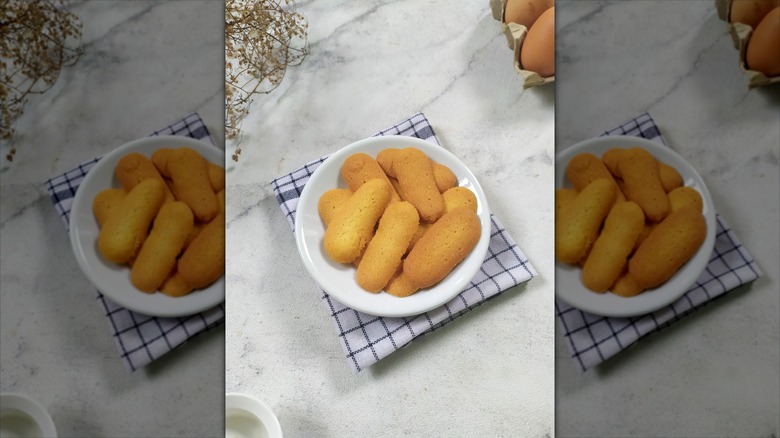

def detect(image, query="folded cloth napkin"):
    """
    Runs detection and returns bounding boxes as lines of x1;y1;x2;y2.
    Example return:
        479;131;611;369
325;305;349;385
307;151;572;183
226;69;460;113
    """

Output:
556;112;763;372
271;112;537;373
44;112;225;372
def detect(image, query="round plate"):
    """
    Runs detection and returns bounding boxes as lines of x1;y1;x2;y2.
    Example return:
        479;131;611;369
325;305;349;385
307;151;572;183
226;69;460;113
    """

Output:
69;135;225;317
294;135;491;318
555;135;716;317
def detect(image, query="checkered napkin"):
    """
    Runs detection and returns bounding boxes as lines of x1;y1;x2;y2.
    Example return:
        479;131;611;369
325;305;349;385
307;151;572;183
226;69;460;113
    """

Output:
44;113;225;372
271;112;537;373
556;112;763;372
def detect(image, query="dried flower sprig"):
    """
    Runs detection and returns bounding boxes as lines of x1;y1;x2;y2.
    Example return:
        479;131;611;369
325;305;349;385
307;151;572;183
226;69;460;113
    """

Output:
1;0;83;161
225;0;308;161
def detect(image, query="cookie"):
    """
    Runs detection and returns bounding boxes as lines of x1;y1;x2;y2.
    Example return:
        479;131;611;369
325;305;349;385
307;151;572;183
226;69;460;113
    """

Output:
555;188;577;216
341;153;400;202
167;148;220;222
318;188;352;226
160;270;193;297
93;188;126;227
208;162;225;193
618;147;670;222
115;152;175;202
581;201;645;292
131;201;195;292
385;270;420;297
668;186;703;213
442;187;477;214
98;179;166;264
566;152;625;202
555;178;616;264
403;206;481;289
324;178;392;263
356;201;420;292
394;148;445;223
610;271;644;297
628;207;706;289
178;212;225;289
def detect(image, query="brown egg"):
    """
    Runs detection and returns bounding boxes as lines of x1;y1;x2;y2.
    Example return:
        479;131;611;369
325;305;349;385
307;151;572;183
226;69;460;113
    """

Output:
504;0;554;29
746;7;780;77
730;0;780;28
520;7;555;77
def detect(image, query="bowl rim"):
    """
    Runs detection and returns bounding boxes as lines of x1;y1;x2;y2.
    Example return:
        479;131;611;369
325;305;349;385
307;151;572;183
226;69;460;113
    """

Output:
225;392;282;438
68;135;225;317
293;135;491;317
554;135;717;317
0;392;57;438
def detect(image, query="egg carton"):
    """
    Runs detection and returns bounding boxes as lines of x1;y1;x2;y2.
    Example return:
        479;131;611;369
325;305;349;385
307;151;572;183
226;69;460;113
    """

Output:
715;0;779;88
490;0;555;89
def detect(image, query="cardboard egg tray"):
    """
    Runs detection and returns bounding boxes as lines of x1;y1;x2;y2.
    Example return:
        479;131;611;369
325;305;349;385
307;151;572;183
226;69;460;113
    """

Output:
715;0;779;89
490;0;555;89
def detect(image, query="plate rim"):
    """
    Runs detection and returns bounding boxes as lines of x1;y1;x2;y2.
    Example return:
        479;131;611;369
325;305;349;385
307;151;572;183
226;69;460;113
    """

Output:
294;135;491;318
68;135;225;317
554;135;717;317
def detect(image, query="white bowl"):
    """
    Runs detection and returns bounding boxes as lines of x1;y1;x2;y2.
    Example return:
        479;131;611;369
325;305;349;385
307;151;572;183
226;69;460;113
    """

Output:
555;135;716;317
294;135;491;318
0;393;57;438
69;135;225;317
225;393;282;438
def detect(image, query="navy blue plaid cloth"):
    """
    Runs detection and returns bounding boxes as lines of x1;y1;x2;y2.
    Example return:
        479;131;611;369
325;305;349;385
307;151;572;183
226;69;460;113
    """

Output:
556;113;763;372
271;112;537;373
44;113;225;372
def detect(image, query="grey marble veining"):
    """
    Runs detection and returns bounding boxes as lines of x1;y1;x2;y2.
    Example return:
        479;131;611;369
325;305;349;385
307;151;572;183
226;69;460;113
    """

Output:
1;2;224;437
225;1;554;436
555;1;779;437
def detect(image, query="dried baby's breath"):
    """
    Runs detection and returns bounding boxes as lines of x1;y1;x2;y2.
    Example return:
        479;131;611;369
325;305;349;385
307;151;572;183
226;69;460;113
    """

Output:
1;0;83;161
225;0;308;161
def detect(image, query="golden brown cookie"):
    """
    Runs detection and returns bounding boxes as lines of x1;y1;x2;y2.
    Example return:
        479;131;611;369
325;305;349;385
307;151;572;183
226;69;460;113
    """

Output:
403;206;481;289
115;152;175;202
442;187;478;214
131;201;195;292
318;188;352;226
93;188;126;227
581;202;646;292
98;179;166;264
668;186;703;213
628;207;706;289
394;148;445;223
160;270;193;297
356;201;420;292
433;163;457;193
323;178;392;263
167;147;220;222
658;161;683;193
555;188;578;217
385;270;420;297
207;162;225;193
555;178;616;264
178;212;226;289
610;271;645;297
566;152;625;202
341;153;400;202
618;147;670;222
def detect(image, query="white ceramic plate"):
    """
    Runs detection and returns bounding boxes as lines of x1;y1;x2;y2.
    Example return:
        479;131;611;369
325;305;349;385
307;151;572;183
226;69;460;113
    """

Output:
0;393;57;438
69;135;225;317
225;393;282;438
555;135;716;317
295;135;491;318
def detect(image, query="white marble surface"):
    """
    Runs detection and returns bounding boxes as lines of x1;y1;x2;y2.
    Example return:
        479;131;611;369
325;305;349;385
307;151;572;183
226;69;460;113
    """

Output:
225;1;554;437
555;1;780;437
0;2;224;437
